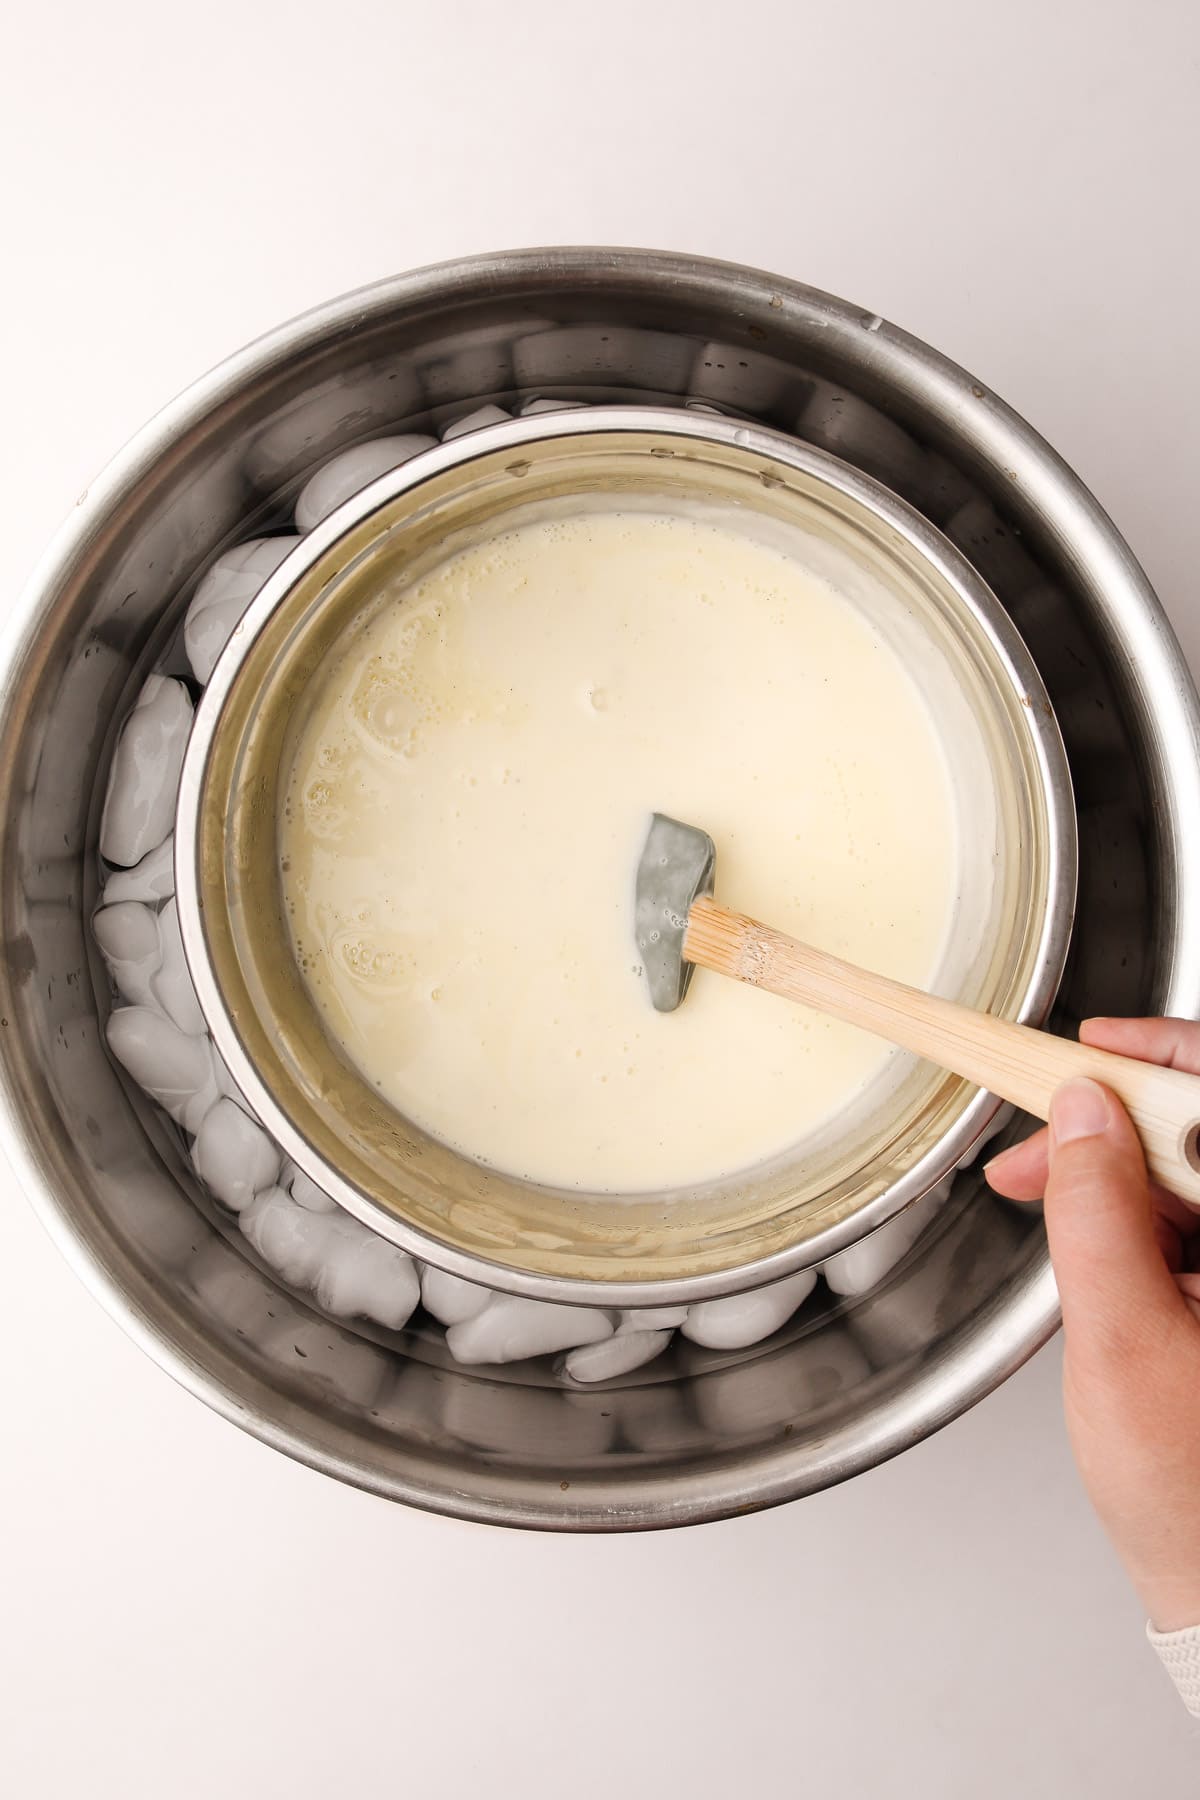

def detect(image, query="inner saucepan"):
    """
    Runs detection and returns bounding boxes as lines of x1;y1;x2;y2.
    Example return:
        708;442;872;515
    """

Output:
176;408;1076;1305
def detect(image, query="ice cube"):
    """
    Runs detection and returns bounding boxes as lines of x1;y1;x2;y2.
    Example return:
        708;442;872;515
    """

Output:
150;896;207;1035
106;1006;221;1135
192;1098;281;1213
446;1294;613;1365
101;836;175;906
93;900;161;1008
681;1266;817;1350
821;1176;955;1298
563;1328;672;1383
183;536;301;683
441;404;511;441
420;1265;492;1325
295;436;438;532
100;675;192;867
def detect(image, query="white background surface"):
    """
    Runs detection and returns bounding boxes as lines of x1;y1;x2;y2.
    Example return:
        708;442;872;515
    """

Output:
2;1;1198;1791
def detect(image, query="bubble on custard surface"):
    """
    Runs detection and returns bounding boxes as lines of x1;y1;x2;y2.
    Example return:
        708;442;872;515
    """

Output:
349;656;424;754
302;778;348;841
331;930;412;989
315;738;348;773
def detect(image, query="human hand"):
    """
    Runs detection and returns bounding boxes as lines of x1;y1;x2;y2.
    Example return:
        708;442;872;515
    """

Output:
985;1017;1200;1632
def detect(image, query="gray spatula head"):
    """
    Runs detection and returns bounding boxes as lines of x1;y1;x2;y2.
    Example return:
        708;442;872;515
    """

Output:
635;813;717;1013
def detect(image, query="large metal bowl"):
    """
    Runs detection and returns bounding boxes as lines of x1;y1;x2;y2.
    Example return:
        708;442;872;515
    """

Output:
2;248;1198;1529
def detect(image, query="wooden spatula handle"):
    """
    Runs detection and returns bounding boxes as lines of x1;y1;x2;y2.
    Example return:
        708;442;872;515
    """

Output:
684;895;1200;1208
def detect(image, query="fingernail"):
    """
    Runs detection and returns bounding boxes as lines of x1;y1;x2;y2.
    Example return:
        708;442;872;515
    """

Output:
983;1144;1016;1175
1050;1078;1110;1144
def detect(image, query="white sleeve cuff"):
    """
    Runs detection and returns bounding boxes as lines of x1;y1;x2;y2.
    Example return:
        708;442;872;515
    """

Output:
1148;1621;1200;1716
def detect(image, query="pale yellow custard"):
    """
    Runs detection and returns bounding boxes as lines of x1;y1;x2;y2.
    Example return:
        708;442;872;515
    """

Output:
279;508;957;1193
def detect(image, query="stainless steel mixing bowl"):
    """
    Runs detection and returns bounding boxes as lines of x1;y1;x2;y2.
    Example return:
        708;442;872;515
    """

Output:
176;406;1075;1304
2;248;1198;1529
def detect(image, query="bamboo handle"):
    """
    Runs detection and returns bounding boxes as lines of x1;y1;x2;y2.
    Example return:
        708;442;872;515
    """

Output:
683;895;1200;1208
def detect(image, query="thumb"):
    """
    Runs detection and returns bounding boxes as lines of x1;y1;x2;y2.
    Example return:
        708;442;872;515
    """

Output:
1043;1079;1188;1364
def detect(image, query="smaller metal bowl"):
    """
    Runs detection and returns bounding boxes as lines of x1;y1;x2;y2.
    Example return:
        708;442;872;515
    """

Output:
176;406;1076;1307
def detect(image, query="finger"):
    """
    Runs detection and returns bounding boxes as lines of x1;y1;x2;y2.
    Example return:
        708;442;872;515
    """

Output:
986;1124;1198;1241
985;1126;1049;1200
1178;1273;1200;1324
1080;1015;1200;1077
1156;1215;1185;1273
1043;1079;1189;1363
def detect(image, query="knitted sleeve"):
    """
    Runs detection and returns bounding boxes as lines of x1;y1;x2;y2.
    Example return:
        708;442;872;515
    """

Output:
1148;1622;1200;1715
